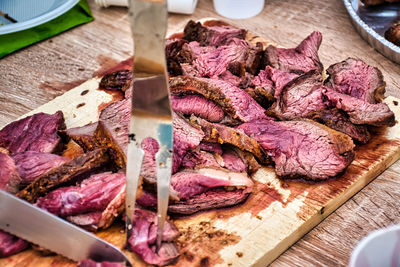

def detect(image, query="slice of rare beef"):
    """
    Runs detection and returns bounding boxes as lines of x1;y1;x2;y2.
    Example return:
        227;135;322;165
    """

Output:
307;108;371;144
171;94;225;122
13;151;69;188
36;171;125;231
137;168;254;215
272;70;326;120
99;70;133;92
0;152;21;194
193;117;269;163
0;230;29;257
128;209;179;266
237;119;355;180
263;31;323;74
323;89;395;127
247;66;299;107
325;58;386;104
166;38;189;76
66;122;99;151
172;113;204;173
0;111;65;154
95;99;130;169
17;149;110;203
170;76;268;122
183;20;246;46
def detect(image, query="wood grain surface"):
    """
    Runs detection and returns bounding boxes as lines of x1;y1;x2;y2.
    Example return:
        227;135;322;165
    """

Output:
1;0;400;266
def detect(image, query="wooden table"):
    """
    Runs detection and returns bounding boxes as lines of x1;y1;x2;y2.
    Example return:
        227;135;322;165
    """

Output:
1;0;399;266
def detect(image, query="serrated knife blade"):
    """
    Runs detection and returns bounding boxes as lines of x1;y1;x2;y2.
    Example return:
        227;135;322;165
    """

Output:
0;190;131;266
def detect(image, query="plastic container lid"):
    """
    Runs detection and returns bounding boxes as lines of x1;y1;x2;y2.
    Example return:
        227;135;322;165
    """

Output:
0;0;80;35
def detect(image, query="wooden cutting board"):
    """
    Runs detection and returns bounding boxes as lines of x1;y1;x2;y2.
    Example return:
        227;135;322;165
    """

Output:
2;19;400;267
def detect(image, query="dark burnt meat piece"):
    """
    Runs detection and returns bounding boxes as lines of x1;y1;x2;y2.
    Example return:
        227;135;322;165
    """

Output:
128;209;179;266
99;70;132;92
95;99;131;169
66;122;99;151
17;149;110;203
0;152;21;194
0;111;65;154
385;22;400;46
263;31;323;74
237;119;355;181
0;230;29;258
13;151;69;188
165;38;189;76
325;58;386;104
183;20;246;47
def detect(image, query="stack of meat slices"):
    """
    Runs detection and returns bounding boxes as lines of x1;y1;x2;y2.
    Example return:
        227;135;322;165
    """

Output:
0;20;396;266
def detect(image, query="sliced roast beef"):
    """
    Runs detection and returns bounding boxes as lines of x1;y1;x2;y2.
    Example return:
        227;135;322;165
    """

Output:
166;38;189;76
307;108;371;143
181;149;222;170
138;167;254;214
172;113;204;173
325;58;386;104
36;171;125;230
248;66;299;107
12;151;69;188
273;70;325;120
128;209;179;266
183;20;246;46
99;70;133;92
66;122;99;151
323;89;395;127
95;99;130;168
198;141;223;155
0;152;21;194
171;94;225;122
62;139;85;159
237;119;355;180
0;230;29;257
264;31;323;74
17;149;110;203
0;111;65;154
170;76;268;122
193;117;269;163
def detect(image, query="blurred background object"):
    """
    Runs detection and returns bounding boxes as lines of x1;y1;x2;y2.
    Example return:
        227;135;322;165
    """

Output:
94;0;199;14
0;0;93;58
350;224;400;267
213;0;265;19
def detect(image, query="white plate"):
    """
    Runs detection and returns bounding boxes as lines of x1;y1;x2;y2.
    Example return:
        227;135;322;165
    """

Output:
0;0;80;35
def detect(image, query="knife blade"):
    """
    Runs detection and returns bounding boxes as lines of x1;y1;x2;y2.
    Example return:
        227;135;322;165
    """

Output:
0;190;131;266
126;0;173;250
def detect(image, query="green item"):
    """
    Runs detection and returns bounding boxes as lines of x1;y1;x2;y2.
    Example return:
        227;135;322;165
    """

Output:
0;0;93;58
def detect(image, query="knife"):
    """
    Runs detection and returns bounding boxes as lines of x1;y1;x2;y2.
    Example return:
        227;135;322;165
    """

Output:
0;190;131;266
126;0;173;250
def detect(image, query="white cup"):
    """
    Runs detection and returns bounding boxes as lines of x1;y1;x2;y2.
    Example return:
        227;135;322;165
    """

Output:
213;0;265;19
350;224;400;267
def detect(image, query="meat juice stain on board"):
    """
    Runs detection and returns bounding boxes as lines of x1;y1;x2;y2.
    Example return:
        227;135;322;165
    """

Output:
39;80;87;96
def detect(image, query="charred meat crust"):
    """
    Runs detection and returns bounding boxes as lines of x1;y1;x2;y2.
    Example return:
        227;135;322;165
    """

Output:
17;149;110;203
